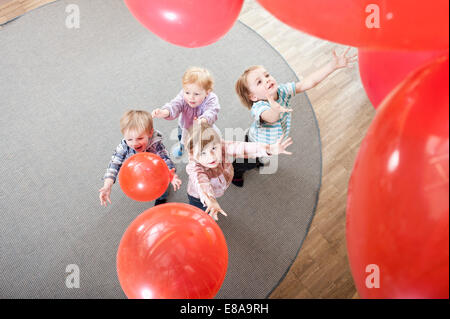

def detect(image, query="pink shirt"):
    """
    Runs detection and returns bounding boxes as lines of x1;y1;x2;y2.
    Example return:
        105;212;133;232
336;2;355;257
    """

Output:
186;140;269;205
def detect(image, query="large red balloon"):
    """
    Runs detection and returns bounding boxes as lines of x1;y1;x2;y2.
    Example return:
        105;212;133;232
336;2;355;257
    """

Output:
117;203;228;299
124;0;244;48
257;0;449;50
118;152;172;202
359;49;448;108
346;55;449;298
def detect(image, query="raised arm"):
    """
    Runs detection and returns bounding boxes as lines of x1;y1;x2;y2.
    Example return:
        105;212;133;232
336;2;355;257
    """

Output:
260;94;293;124
296;47;358;93
225;140;269;161
153;91;185;120
99;141;128;206
186;162;227;220
225;135;293;161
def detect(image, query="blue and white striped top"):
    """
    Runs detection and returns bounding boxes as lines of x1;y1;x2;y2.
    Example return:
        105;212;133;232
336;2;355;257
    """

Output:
248;82;296;144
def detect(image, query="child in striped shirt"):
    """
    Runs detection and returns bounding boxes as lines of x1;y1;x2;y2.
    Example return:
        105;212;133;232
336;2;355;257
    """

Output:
233;48;357;184
152;67;221;158
99;110;182;207
185;121;293;221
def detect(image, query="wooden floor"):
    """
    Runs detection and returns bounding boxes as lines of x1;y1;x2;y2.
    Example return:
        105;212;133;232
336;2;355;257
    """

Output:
0;0;375;298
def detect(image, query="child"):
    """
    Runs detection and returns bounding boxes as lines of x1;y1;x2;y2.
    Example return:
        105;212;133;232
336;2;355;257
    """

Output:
233;48;357;184
185;121;293;221
99;110;182;207
152;67;221;158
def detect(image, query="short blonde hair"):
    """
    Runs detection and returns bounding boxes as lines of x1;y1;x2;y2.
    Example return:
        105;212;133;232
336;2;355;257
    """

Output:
235;65;263;109
182;67;214;92
120;110;153;135
186;121;221;159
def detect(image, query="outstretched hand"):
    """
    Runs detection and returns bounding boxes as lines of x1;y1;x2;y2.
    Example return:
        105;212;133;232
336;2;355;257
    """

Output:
205;198;228;221
331;47;358;69
98;180;113;207
171;173;182;191
266;94;293;114
268;134;294;156
152;108;169;119
193;117;208;125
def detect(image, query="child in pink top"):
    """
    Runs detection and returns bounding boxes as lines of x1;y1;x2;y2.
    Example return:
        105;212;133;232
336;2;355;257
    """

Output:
186;121;293;221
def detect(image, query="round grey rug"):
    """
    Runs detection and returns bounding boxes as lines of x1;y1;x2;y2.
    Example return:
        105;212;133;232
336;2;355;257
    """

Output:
0;0;322;299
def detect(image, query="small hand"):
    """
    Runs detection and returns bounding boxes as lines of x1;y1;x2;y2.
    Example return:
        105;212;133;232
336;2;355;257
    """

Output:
193;117;208;125
152;108;169;119
267;94;293;114
268;134;294;156
331;47;358;69
205;199;228;221
171;174;182;191
98;185;112;207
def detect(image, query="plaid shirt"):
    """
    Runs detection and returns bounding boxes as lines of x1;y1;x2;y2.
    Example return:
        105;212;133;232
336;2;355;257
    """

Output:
103;130;175;183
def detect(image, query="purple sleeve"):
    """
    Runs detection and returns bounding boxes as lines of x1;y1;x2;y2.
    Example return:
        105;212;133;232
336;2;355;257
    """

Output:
161;90;185;121
198;93;220;125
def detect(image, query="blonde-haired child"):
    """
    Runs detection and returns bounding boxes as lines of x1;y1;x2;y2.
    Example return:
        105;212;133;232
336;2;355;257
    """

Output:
99;110;182;207
185;121;293;221
152;66;221;158
233;48;357;183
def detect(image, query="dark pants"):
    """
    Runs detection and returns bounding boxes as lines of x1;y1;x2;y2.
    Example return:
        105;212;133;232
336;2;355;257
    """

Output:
188;194;206;211
232;134;261;180
177;125;184;151
156;187;170;201
177;125;182;142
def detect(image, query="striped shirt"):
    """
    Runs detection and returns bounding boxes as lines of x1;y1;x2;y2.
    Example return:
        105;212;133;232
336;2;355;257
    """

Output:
103;130;175;183
248;82;296;144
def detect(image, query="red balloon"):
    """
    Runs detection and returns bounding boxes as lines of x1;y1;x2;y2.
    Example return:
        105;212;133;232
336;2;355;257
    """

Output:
346;55;449;298
359;49;448;108
118;152;172;202
124;0;244;48
257;0;449;50
117;203;228;299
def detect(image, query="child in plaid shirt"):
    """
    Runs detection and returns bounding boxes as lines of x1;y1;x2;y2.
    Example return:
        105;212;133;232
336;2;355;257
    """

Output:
99;110;182;207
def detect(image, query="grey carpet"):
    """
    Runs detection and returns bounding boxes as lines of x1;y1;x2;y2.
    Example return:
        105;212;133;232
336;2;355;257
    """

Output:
0;0;322;299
